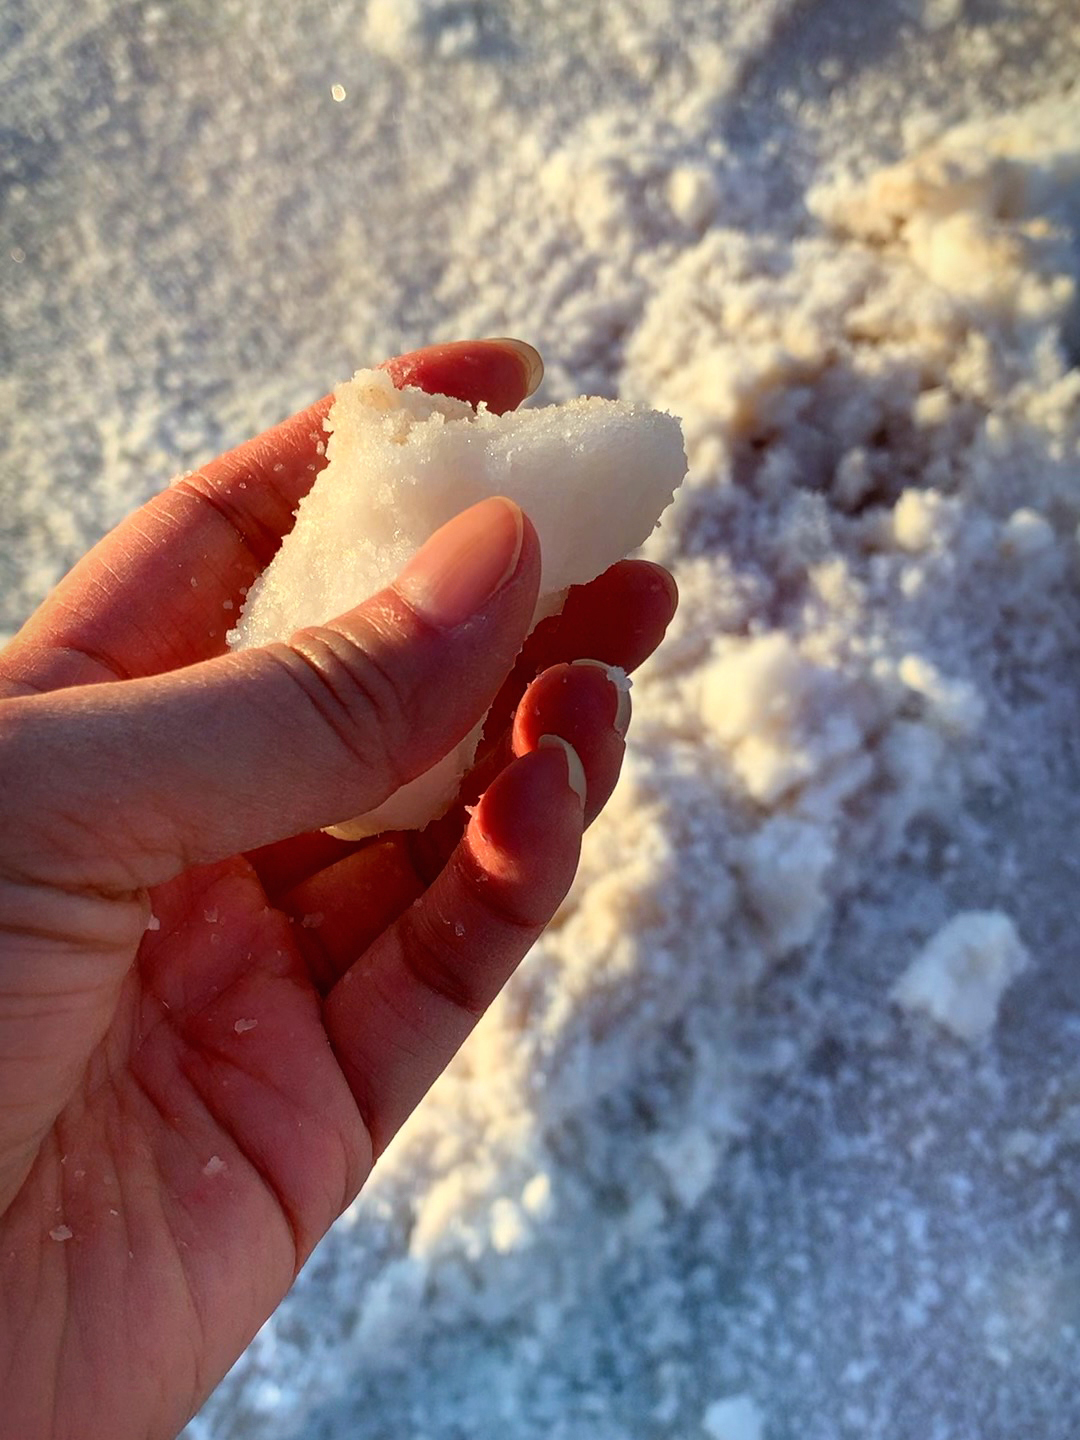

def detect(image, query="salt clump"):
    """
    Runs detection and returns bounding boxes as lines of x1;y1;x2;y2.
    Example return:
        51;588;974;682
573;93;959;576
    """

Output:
891;911;1030;1042
231;368;685;837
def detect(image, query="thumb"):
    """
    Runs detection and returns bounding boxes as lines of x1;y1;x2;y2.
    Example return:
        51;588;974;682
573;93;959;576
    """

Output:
0;498;538;893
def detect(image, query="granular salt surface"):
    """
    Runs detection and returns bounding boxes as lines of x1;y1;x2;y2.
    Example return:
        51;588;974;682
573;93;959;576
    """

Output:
3;2;1080;1438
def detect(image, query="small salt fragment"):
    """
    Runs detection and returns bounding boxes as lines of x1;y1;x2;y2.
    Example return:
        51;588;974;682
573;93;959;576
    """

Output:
300;912;325;928
892;911;1029;1042
203;907;219;923
316;440;326;455
146;914;161;931
189;576;198;589
272;463;284;473
331;83;347;102
453;922;465;937
203;1155;226;1177
234;1017;259;1034
49;1225;73;1242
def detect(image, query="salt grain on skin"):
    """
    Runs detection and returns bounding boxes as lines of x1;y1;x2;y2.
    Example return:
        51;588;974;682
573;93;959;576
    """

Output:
49;1225;73;1242
234;1018;259;1034
203;1155;227;1178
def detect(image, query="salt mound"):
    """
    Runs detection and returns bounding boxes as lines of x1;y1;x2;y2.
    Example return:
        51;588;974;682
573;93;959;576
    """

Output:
230;368;686;836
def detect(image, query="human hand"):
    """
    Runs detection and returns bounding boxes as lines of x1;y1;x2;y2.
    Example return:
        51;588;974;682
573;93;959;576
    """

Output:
0;340;677;1440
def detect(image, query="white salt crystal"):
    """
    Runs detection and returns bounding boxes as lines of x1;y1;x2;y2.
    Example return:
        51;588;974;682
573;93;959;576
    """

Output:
231;368;686;836
203;1154;227;1177
146;914;160;931
49;1224;73;1242
234;1017;259;1033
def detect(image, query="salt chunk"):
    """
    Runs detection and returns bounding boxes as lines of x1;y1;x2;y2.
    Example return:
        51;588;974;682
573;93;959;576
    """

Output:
891;910;1030;1041
49;1224;73;1242
203;1154;227;1177
489;1196;530;1254
146;914;161;931
898;653;985;736
893;489;943;551
233;1017;258;1034
1001;507;1054;557
667;163;719;230
702;1394;765;1440
921;0;964;31
231;368;685;836
700;633;811;744
521;1172;553;1219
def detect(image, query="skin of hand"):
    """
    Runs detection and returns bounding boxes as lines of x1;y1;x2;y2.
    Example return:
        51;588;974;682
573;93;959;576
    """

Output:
0;340;678;1440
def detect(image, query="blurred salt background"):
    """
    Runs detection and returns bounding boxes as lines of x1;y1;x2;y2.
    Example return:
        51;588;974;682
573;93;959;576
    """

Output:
3;2;1080;1438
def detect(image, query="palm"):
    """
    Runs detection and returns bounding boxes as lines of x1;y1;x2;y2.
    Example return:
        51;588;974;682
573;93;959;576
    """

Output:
3;857;371;1434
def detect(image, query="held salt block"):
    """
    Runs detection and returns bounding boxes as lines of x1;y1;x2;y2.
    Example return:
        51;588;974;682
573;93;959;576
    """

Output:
229;368;686;837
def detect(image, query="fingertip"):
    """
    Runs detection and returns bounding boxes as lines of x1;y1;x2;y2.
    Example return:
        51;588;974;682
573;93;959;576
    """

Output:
467;745;583;904
510;661;628;826
382;339;541;415
639;560;679;621
537;734;588;808
482;338;544;398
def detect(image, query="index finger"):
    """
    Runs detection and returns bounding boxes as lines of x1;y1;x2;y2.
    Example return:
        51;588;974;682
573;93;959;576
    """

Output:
1;339;543;695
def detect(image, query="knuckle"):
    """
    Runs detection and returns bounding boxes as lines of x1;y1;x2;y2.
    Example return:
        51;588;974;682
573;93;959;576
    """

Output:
401;909;490;1018
275;622;413;789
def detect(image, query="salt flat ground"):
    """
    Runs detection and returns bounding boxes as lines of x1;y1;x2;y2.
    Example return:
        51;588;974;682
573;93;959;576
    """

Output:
3;1;1080;1437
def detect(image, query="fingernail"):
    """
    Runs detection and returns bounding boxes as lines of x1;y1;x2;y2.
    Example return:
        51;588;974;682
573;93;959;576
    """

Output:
538;734;587;809
398;497;524;630
570;659;633;738
487;338;544;397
